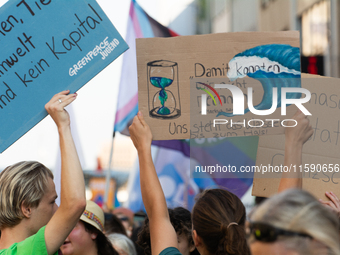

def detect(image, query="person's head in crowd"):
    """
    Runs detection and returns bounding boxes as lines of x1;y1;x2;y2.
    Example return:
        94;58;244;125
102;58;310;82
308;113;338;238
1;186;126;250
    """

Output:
104;212;127;236
113;207;134;237
137;207;198;255
133;211;147;228
255;196;267;206
130;225;145;255
60;200;118;255
249;189;340;255
192;189;250;255
108;233;137;255
0;91;86;254
129;113;250;255
0;161;57;234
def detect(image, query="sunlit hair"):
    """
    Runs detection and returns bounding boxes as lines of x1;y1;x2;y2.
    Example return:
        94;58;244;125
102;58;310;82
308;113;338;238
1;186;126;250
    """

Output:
249;189;340;255
0;161;53;229
192;189;250;255
108;233;137;255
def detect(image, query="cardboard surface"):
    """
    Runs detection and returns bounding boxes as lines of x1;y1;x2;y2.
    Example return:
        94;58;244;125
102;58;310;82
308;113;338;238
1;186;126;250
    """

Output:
0;0;128;153
190;77;298;139
136;31;300;140
252;74;340;199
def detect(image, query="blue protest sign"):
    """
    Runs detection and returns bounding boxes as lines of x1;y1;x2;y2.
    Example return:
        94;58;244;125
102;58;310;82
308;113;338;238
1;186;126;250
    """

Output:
0;0;128;153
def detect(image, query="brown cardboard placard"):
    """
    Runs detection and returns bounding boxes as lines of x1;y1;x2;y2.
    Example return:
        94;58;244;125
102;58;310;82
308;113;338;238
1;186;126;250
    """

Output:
252;74;340;199
136;31;300;140
189;77;298;139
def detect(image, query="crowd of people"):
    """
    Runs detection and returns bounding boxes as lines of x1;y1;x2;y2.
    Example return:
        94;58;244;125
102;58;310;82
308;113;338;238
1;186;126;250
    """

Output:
0;91;339;255
129;110;340;255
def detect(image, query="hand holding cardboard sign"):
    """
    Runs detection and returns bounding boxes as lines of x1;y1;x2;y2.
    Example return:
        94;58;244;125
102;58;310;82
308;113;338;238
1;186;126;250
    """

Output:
129;111;153;153
129;112;179;255
320;192;340;218
285;110;313;147
278;110;314;192
45;90;77;131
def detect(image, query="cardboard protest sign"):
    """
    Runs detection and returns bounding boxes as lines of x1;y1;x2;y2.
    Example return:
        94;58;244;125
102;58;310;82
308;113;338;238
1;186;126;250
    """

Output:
0;0;128;153
189;77;299;139
252;74;340;199
136;31;301;140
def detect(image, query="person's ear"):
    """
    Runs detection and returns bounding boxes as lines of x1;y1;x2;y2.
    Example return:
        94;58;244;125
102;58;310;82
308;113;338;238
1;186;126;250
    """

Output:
90;233;98;240
21;201;32;218
192;230;202;247
189;241;196;252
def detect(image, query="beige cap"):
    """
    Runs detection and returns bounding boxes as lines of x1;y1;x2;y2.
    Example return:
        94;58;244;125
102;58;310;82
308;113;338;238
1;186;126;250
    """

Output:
80;200;105;232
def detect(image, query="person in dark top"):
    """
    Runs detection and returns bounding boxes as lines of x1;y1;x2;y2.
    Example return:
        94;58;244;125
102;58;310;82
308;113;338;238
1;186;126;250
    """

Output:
137;207;199;255
129;112;250;255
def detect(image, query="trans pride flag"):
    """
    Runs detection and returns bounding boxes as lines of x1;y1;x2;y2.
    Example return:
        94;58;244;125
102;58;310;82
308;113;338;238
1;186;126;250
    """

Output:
114;0;178;134
116;1;258;211
127;137;259;212
153;137;258;199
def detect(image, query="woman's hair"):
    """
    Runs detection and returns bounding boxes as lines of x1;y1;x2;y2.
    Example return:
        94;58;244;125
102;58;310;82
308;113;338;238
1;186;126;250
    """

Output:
192;189;250;255
137;207;198;255
0;161;53;229
83;221;119;255
104;213;128;236
108;233;137;255
249;189;340;255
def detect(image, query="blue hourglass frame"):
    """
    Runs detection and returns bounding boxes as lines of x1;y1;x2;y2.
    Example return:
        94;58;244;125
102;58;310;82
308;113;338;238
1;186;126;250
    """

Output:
147;60;181;119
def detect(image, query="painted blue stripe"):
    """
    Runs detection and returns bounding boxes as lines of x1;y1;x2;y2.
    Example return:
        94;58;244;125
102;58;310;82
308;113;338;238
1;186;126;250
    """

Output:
114;104;139;132
134;1;155;38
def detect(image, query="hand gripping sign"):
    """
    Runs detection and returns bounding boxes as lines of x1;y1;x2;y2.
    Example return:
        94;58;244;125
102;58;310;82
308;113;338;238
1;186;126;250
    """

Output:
0;0;128;153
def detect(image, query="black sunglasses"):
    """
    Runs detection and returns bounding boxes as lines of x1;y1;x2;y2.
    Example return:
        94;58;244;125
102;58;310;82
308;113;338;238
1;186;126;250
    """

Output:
118;216;129;222
249;222;313;242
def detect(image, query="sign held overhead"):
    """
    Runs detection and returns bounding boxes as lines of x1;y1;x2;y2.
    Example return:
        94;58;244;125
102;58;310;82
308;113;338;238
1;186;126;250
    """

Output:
0;0;129;153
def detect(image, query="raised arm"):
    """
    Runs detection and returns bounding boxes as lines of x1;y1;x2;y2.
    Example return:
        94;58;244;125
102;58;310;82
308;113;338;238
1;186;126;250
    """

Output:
44;91;86;255
278;110;313;192
129;112;178;255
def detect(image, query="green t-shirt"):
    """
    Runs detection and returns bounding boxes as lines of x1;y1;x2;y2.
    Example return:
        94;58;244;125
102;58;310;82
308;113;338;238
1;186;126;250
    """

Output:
159;247;182;255
0;226;58;255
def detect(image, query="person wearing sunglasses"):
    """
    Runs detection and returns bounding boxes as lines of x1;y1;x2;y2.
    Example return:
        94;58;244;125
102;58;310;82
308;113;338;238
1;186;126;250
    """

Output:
113;207;134;237
249;222;312;243
248;189;340;255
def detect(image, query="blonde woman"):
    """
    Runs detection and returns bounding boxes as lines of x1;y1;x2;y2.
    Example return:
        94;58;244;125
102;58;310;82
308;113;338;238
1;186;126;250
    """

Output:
108;233;137;255
249;189;340;255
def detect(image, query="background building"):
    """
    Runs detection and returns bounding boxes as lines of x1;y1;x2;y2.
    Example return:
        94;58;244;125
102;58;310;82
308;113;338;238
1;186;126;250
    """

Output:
197;0;339;77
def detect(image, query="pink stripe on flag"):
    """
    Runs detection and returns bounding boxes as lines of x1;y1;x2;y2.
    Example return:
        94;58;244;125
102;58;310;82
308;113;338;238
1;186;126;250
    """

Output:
114;93;138;124
129;1;143;38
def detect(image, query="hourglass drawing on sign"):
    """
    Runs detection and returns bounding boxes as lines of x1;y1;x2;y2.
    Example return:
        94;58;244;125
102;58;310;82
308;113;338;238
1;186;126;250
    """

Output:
147;60;181;119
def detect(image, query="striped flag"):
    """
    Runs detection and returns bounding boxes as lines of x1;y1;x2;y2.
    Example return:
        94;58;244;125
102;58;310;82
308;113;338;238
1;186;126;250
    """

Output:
117;1;258;211
153;137;258;199
114;0;178;134
127;136;259;211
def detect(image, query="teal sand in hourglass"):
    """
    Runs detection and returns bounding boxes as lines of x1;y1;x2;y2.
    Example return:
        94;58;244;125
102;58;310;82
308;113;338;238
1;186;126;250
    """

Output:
147;60;181;119
150;77;173;115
